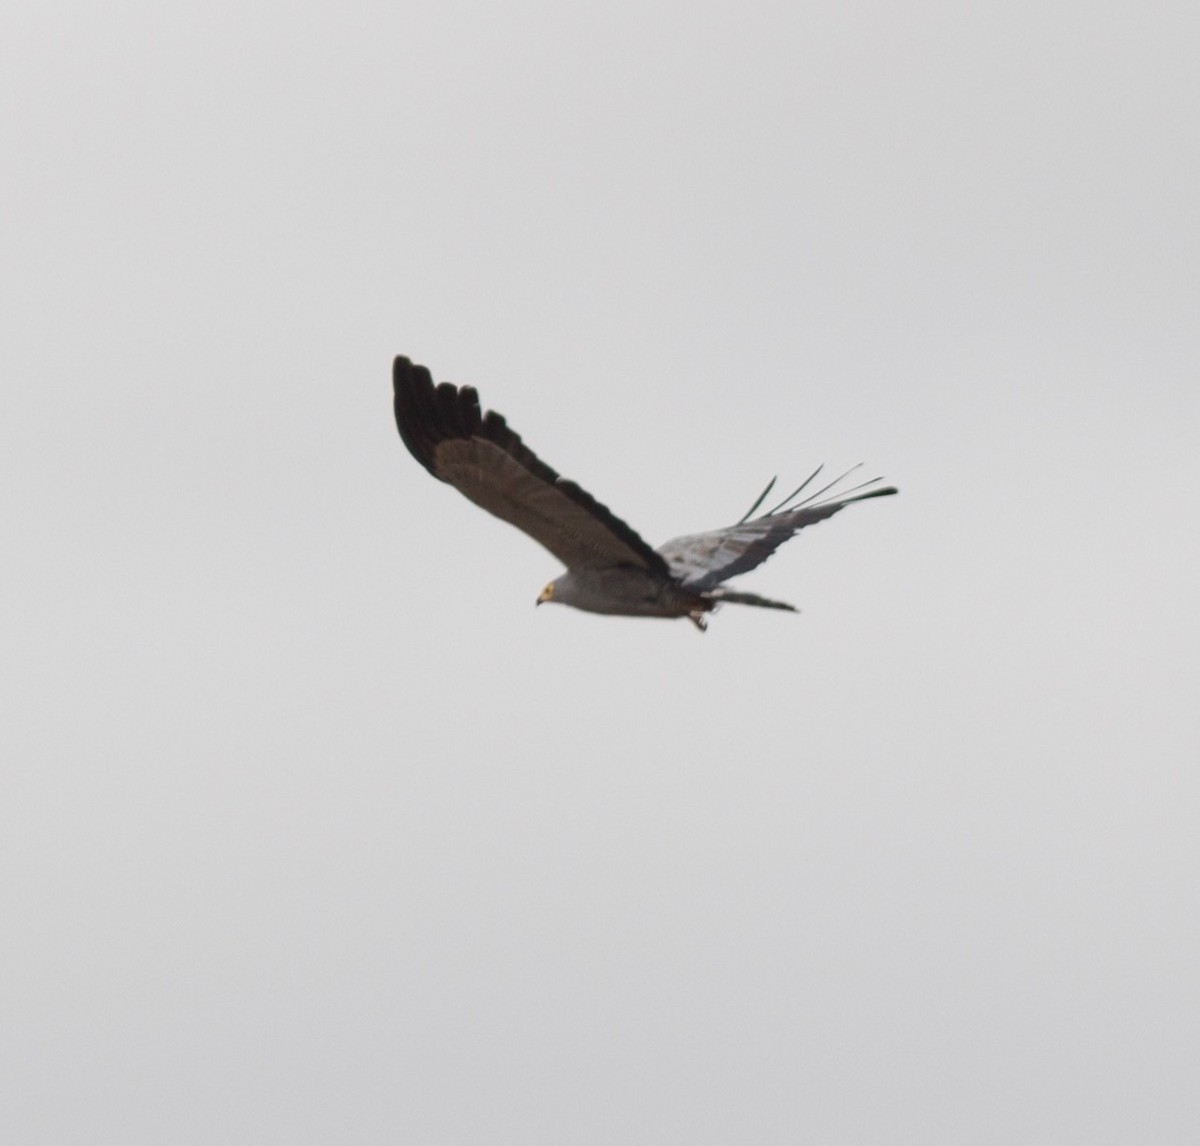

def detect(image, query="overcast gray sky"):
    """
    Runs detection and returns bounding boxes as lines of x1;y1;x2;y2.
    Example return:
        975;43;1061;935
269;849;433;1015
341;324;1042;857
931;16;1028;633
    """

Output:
4;1;1198;1142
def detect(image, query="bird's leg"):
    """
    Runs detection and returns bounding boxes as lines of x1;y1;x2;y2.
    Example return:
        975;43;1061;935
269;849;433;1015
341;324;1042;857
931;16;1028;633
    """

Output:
687;611;708;632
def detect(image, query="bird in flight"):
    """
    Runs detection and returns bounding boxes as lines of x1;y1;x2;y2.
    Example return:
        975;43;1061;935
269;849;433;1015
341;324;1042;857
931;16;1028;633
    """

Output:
393;356;897;631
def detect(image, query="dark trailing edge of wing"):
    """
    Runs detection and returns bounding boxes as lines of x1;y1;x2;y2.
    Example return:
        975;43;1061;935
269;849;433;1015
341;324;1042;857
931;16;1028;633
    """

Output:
392;356;669;575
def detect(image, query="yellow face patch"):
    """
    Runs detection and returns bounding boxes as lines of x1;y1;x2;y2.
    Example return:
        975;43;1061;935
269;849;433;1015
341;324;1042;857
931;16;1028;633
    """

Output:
537;583;555;605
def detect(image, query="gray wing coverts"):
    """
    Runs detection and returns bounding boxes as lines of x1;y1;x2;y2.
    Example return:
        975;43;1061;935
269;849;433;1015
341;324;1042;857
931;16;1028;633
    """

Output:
658;485;897;590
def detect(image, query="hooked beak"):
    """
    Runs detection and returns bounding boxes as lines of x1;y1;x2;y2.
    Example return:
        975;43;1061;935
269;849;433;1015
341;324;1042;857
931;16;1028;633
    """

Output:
536;584;554;607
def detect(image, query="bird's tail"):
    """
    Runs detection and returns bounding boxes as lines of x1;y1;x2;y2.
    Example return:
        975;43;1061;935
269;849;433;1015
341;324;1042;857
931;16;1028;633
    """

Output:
706;588;797;612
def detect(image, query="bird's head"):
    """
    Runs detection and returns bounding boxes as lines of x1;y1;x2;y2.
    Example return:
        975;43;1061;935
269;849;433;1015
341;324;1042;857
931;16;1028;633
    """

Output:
536;582;555;607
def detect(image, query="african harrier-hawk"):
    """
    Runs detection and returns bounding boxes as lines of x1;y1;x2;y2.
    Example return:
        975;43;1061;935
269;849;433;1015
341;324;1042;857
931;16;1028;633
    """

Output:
392;356;897;631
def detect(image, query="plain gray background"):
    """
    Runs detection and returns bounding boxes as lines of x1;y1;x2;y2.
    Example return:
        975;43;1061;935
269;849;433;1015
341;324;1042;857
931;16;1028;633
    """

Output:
4;1;1198;1142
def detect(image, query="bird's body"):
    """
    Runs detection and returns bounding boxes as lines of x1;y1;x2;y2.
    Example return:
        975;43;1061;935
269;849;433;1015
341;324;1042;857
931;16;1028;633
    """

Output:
392;356;897;630
538;564;711;622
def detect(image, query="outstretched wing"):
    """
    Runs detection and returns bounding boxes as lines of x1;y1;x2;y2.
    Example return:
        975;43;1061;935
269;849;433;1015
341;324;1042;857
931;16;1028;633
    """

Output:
657;467;897;589
393;357;668;575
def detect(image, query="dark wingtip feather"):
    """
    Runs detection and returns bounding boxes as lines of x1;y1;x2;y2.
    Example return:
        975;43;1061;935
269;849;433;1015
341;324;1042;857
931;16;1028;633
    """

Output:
738;476;777;524
765;465;825;516
393;356;440;477
844;485;898;503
